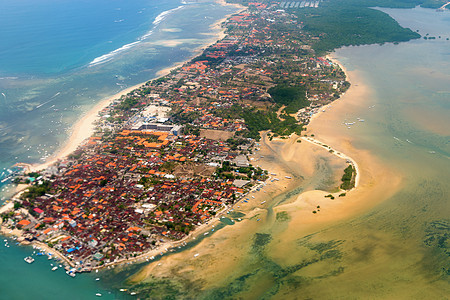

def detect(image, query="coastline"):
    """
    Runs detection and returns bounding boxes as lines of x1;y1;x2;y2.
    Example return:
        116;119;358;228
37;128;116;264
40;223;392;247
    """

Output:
132;57;402;281
1;0;247;272
300;53;403;221
2;0;399;278
301;136;360;189
131;54;403;288
28;0;244;174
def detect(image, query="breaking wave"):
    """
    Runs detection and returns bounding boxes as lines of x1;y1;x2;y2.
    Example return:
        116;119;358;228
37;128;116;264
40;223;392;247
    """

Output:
89;5;185;67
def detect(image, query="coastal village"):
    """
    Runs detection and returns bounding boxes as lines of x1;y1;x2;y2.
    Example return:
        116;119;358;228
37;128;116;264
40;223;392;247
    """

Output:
1;1;350;274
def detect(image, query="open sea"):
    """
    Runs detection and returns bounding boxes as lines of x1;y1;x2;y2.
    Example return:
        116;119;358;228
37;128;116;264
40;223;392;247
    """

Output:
0;2;449;299
0;0;239;298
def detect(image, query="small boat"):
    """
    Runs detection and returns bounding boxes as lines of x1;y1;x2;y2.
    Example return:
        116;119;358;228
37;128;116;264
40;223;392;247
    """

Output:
24;256;35;264
96;293;102;297
119;289;128;292
285;176;292;179
96;278;100;281
130;292;137;295
66;269;76;277
194;253;199;258
52;266;58;271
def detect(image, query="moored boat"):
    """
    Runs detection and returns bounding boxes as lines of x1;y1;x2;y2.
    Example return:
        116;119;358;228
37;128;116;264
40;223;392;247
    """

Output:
24;256;35;264
66;268;76;277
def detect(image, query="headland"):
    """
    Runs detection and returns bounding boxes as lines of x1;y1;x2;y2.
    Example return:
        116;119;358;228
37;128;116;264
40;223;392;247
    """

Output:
0;0;413;280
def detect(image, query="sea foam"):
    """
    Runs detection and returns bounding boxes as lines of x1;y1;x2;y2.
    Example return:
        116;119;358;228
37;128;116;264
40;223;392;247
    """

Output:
89;5;185;67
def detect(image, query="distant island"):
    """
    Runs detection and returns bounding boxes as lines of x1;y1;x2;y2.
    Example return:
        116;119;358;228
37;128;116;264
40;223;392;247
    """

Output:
0;0;427;275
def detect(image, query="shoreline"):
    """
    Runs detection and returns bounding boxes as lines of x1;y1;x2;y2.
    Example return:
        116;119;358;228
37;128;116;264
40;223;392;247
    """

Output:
2;1;386;278
132;53;404;286
109;53;369;275
28;0;244;174
1;0;247;272
301;136;360;189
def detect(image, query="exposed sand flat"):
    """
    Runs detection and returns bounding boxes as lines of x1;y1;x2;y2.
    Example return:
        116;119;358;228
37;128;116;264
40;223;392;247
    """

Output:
131;132;354;288
301;136;360;188
131;56;405;295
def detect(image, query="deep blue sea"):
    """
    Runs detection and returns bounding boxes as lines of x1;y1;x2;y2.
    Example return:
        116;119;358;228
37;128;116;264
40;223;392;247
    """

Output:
0;0;238;298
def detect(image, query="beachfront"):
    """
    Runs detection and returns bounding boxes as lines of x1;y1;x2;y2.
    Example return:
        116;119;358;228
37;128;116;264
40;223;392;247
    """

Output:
1;1;358;277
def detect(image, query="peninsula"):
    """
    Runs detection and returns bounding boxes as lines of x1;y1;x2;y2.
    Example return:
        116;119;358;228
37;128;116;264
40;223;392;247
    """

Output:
1;0;422;275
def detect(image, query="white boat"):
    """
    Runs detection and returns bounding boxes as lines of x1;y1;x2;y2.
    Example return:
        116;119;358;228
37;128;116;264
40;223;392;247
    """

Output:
285;176;292;179
24;256;35;264
96;278;100;281
52;266;58;271
66;269;76;277
96;293;102;297
130;292;137;295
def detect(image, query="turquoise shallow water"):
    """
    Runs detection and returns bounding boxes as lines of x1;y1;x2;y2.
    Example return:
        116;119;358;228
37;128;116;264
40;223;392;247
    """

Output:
0;0;239;298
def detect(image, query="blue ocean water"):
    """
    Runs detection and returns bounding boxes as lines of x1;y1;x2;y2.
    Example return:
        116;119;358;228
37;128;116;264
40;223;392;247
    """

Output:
0;0;239;298
0;0;177;75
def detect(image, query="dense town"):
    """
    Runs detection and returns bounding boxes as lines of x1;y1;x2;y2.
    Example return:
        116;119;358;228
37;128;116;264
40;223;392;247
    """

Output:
1;1;348;273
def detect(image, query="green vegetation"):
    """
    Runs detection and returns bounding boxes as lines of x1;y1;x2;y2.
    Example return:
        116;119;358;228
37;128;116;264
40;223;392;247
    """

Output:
340;165;356;190
325;194;335;200
268;85;309;114
21;181;51;201
242;108;303;140
116;97;139;111
295;1;421;54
